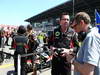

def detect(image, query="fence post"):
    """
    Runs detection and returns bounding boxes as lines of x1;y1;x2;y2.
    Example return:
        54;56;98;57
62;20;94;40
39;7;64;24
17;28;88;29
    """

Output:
18;54;21;75
71;64;74;75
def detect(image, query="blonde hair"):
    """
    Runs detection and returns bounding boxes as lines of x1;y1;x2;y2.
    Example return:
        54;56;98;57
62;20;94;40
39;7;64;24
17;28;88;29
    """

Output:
74;12;91;24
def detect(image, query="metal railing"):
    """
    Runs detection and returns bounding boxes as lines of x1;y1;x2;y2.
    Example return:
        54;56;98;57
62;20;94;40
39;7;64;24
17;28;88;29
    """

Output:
17;46;52;75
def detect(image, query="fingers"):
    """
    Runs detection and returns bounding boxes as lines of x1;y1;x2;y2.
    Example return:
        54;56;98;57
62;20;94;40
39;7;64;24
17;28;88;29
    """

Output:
60;48;75;63
66;54;74;63
61;48;70;54
61;48;73;55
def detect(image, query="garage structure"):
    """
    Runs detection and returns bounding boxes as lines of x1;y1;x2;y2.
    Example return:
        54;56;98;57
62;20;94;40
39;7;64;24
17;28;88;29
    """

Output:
25;0;100;31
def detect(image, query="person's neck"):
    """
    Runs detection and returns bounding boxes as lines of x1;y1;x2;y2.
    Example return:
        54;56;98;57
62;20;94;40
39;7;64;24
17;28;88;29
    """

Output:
61;26;68;33
84;24;91;32
28;30;32;33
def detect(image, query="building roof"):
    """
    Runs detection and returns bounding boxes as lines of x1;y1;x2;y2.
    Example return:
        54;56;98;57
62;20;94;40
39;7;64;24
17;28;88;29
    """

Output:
25;0;100;23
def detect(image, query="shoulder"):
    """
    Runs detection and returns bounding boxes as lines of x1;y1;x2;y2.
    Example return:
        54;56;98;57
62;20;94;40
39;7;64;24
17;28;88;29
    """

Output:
68;27;75;33
54;26;60;32
82;27;100;49
67;27;77;37
86;27;99;39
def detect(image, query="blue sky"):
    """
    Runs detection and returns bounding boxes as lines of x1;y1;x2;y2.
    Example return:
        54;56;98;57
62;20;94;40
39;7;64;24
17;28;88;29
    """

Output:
0;0;68;26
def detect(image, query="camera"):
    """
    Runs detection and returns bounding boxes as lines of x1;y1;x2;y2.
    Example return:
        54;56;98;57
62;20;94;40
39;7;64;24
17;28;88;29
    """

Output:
54;48;63;55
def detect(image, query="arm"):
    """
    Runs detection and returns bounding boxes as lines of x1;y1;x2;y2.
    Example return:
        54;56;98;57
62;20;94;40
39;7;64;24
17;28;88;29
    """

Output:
65;53;95;75
69;34;97;75
73;34;99;75
73;60;95;75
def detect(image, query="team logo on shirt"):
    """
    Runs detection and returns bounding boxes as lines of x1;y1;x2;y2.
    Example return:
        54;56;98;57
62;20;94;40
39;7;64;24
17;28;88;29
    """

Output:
55;31;60;37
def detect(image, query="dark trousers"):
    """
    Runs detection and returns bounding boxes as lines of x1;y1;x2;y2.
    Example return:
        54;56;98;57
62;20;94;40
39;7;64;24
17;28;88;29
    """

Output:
14;52;27;75
51;56;71;75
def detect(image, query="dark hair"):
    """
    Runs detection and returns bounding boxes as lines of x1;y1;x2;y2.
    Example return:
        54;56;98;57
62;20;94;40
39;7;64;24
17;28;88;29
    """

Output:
59;12;69;20
74;12;91;24
17;25;26;34
27;24;33;30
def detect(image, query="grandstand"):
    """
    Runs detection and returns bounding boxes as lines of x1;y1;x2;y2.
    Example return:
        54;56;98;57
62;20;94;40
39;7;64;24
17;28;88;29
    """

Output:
25;0;100;31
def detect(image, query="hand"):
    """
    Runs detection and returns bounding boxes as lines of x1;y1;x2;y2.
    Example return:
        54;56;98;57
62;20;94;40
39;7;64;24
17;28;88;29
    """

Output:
61;48;75;62
50;46;58;57
50;46;56;51
59;48;69;57
66;53;75;63
61;48;73;54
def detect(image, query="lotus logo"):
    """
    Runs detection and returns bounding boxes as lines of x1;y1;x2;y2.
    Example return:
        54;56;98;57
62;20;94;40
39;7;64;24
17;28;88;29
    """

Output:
55;31;60;36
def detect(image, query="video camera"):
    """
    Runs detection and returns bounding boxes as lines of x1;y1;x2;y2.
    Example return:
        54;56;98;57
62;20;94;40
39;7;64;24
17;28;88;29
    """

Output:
54;48;64;55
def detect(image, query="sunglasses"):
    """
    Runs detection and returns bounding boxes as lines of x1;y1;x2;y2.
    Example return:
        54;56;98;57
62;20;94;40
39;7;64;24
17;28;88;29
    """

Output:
71;23;78;28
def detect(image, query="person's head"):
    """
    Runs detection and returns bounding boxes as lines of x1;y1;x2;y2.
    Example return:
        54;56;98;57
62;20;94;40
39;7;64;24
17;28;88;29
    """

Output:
72;12;91;33
17;25;26;34
27;24;33;31
59;12;70;28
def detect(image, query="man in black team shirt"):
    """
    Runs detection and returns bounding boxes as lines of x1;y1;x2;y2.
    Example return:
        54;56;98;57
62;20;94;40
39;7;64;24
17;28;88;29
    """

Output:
48;12;79;75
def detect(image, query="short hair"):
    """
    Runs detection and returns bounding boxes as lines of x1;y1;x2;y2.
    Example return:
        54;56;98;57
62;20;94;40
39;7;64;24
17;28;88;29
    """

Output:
17;25;26;34
59;12;69;20
74;12;91;24
27;24;33;30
